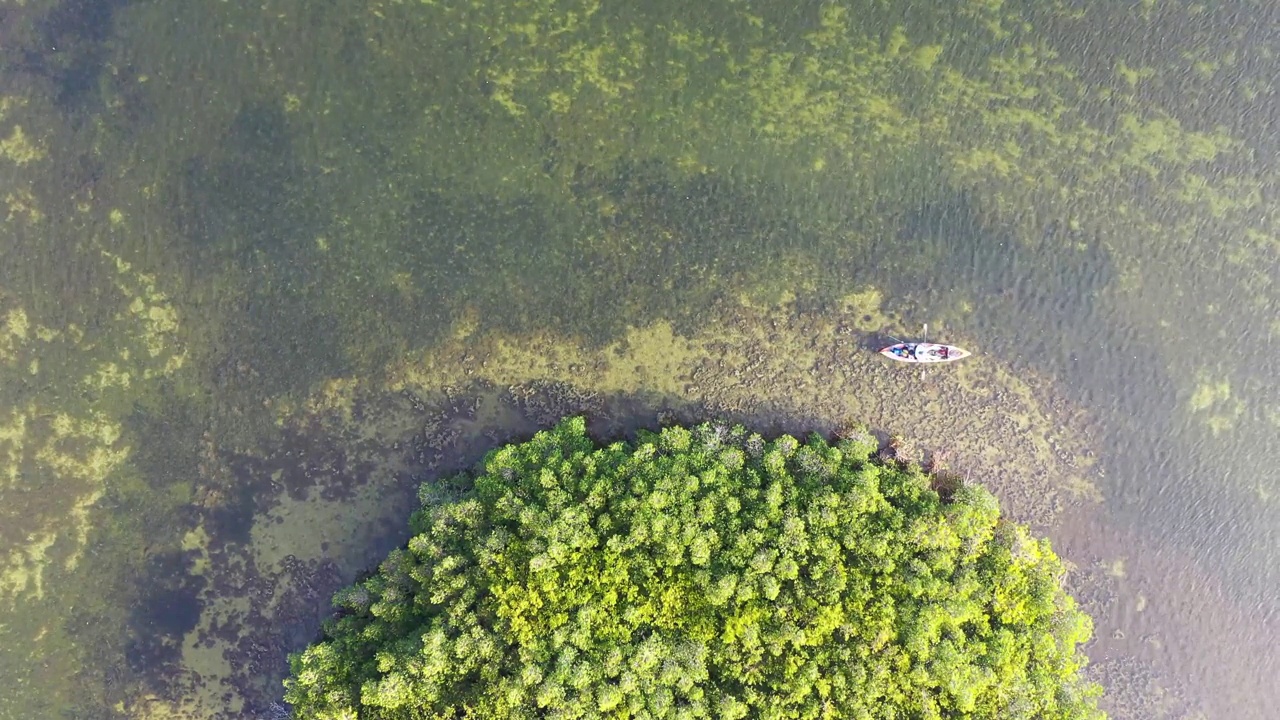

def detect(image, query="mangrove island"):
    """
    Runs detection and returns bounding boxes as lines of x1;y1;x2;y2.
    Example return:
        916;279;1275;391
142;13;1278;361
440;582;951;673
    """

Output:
284;417;1103;719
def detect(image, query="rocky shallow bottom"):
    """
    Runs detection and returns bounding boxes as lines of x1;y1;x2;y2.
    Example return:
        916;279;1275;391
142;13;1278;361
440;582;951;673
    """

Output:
120;295;1216;720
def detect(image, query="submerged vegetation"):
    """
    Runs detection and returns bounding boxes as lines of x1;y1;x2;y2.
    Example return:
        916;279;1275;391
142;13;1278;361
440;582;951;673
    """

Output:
2;0;1277;716
285;418;1102;719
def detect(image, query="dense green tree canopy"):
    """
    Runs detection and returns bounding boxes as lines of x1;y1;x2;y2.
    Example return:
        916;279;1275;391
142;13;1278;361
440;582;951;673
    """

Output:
284;418;1103;719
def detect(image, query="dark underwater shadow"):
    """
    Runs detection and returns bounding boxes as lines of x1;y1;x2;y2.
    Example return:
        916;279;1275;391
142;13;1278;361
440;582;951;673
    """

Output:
166;99;354;398
108;373;893;716
2;0;136;119
123;550;207;692
393;161;839;349
170;100;323;264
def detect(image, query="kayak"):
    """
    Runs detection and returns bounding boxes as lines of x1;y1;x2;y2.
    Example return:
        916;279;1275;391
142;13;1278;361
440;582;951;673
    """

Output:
879;342;971;363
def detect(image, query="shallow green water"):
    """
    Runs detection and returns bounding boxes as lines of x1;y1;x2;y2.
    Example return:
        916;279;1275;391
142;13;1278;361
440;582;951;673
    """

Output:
0;1;1277;718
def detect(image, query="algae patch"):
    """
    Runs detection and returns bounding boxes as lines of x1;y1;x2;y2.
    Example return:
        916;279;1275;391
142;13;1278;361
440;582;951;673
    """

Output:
0;95;43;165
0;532;57;600
1187;374;1243;436
0;244;190;609
0;125;45;165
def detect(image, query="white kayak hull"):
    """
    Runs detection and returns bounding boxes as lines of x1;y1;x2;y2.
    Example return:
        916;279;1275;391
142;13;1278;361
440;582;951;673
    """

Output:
880;342;970;363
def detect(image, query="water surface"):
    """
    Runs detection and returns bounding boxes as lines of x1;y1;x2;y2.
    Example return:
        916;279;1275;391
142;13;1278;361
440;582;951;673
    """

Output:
0;1;1276;718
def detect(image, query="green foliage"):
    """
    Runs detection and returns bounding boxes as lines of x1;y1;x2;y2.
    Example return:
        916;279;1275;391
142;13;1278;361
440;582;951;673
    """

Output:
285;417;1104;719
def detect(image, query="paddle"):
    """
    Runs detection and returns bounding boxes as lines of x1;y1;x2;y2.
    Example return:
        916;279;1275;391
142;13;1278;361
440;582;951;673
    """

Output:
886;323;925;348
919;324;928;380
